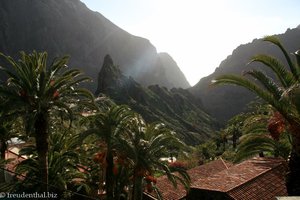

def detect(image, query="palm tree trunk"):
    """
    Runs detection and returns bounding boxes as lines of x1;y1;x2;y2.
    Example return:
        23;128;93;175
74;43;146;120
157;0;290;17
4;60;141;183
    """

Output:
133;175;143;200
0;140;7;183
133;167;144;200
35;112;49;194
222;140;226;152
106;151;114;200
232;130;238;149
0;141;6;160
286;151;300;195
286;121;300;195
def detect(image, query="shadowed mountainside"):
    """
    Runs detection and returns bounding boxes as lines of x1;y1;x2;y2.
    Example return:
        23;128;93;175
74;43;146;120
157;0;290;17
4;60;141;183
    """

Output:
190;27;300;124
0;0;190;90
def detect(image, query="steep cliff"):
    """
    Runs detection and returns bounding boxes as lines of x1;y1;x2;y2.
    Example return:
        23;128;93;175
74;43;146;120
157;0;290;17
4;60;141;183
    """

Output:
0;0;190;90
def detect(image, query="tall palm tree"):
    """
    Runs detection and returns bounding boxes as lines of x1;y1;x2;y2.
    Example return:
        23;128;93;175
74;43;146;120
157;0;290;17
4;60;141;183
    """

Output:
80;105;135;200
125;122;190;200
212;36;300;195
224;112;248;149
0;51;93;193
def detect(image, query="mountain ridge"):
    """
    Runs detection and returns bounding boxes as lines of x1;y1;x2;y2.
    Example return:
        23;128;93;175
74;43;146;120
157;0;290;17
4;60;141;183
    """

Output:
0;0;190;91
190;26;300;123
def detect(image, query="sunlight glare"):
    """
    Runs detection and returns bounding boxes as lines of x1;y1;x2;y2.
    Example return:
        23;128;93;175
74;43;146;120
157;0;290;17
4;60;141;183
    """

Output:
81;0;300;86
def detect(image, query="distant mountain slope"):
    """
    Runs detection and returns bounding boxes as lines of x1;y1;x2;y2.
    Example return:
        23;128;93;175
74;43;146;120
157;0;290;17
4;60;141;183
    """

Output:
157;53;190;88
190;27;300;124
96;55;218;145
0;0;190;90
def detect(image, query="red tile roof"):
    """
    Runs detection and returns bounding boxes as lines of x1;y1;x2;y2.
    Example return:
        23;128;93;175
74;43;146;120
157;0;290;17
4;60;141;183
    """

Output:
5;149;26;172
145;159;232;200
145;157;287;200
191;157;287;200
227;160;287;199
189;159;233;185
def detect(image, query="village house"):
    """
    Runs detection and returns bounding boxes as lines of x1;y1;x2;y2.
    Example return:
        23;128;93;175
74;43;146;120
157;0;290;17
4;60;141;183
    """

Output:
144;157;287;200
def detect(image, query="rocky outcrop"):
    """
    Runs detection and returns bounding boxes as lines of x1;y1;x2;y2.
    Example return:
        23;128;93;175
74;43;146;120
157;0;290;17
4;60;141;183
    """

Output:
0;0;190;91
95;55;123;95
95;55;218;145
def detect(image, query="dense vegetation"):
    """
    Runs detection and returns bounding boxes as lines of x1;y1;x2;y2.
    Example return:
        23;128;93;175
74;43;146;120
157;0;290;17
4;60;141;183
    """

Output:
1;36;300;199
0;52;190;200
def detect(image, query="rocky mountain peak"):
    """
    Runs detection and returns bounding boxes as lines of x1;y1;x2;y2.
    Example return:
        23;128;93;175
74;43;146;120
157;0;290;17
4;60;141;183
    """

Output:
103;54;114;66
95;54;123;95
0;0;190;90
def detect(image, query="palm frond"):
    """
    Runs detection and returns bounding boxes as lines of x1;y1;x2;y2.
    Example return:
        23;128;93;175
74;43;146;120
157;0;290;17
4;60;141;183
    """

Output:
68;88;94;101
249;54;295;88
235;135;276;162
263;36;300;80
245;70;283;99
48;55;70;78
213;74;276;105
295;50;300;69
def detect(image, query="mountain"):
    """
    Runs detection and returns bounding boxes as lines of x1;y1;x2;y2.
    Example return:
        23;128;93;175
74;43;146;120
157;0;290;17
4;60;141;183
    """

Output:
157;53;190;88
190;27;300;124
96;55;218;145
0;0;190;91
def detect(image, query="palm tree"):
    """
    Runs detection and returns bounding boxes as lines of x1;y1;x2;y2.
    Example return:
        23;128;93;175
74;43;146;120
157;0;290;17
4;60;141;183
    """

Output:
80;105;135;200
234;109;291;162
195;140;218;161
212;36;300;195
0;51;93;193
14;129;90;198
224;113;248;149
125;122;190;200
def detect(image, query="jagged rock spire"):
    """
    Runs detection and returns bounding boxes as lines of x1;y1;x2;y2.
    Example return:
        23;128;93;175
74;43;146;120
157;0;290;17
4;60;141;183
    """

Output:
103;54;114;66
95;54;122;95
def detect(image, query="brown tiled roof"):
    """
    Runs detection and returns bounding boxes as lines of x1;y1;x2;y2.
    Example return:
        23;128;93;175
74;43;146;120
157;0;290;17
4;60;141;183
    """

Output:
145;159;232;200
189;159;233;185
5;149;26;178
191;157;287;200
227;160;287;199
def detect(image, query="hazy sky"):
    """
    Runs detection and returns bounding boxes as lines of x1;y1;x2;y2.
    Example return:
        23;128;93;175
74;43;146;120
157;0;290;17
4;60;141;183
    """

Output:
81;0;300;86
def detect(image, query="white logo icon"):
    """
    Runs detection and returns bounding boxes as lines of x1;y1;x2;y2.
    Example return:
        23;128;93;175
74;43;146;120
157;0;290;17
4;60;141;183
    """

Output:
0;192;6;198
